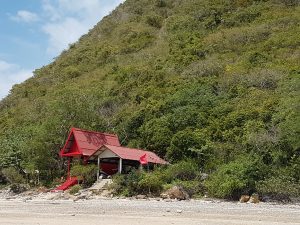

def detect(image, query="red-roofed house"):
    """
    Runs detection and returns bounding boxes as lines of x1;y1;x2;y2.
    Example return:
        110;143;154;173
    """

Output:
60;127;121;158
55;127;168;191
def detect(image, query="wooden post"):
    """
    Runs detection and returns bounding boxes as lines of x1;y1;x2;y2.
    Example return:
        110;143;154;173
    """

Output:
97;155;100;182
118;158;123;174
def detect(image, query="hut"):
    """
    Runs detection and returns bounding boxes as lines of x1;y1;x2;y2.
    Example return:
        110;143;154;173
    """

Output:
55;127;167;190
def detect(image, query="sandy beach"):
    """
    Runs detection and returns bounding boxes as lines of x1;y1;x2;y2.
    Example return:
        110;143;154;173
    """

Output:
0;197;299;225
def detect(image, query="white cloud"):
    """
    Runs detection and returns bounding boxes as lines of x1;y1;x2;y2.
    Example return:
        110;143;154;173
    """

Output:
42;0;61;21
11;10;39;23
0;60;33;99
43;18;87;55
41;0;125;56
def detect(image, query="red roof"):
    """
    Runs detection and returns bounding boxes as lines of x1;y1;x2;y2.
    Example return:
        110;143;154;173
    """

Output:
99;144;168;165
60;128;121;157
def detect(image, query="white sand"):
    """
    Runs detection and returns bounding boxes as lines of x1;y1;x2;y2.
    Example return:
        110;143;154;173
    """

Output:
0;197;299;225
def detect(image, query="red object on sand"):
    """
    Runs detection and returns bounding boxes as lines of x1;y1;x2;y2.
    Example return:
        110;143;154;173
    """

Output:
53;177;78;191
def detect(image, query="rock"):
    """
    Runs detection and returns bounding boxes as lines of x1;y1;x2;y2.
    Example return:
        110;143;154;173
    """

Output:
73;193;89;201
9;184;29;194
166;209;171;212
49;195;58;200
50;193;64;200
176;209;183;213
37;186;48;193
63;192;76;200
78;194;87;199
23;197;32;202
200;173;209;181
161;186;190;200
239;195;250;203
136;194;146;199
261;194;291;203
249;193;260;203
160;193;169;199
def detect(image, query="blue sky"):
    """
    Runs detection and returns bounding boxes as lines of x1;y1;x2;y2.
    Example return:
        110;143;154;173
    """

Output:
0;0;124;99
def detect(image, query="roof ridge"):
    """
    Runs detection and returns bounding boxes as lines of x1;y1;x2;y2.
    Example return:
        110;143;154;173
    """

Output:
104;144;159;155
72;127;119;137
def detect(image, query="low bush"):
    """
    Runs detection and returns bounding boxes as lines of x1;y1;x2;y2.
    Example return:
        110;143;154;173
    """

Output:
172;180;204;197
111;170;143;196
69;184;82;195
138;172;163;195
111;161;202;197
1;167;25;184
70;164;97;187
257;174;300;201
204;156;265;199
145;14;163;28
163;160;200;182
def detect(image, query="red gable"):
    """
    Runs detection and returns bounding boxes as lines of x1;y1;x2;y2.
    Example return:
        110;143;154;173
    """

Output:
60;127;121;157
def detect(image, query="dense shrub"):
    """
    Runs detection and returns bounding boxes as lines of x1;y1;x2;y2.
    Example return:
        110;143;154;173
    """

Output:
163;160;200;181
275;0;300;6
154;0;167;7
111;170;143;196
138;172;164;194
69;184;82;195
257;174;300;200
70;164;97;187
172;180;204;197
205;157;266;199
145;14;163;28
111;161;202;197
1;167;25;184
166;130;202;162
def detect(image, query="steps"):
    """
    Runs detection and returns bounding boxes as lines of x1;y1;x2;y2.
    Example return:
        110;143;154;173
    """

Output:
89;179;112;192
53;177;78;191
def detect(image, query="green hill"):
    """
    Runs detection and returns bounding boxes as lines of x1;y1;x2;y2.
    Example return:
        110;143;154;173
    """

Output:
0;0;299;198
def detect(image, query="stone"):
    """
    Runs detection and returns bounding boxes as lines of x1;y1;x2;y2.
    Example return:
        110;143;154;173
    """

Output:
239;195;250;203
136;194;146;199
161;186;190;200
51;193;64;200
160;193;169;199
200;173;209;181
77;194;87;200
176;210;183;213
249;193;260;203
37;186;48;193
9;184;29;194
24;197;32;201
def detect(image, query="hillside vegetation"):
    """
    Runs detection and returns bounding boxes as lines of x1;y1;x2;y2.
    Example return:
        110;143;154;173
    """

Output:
0;0;299;199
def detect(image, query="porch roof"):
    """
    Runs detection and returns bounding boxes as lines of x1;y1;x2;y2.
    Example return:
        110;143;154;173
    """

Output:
89;144;168;165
